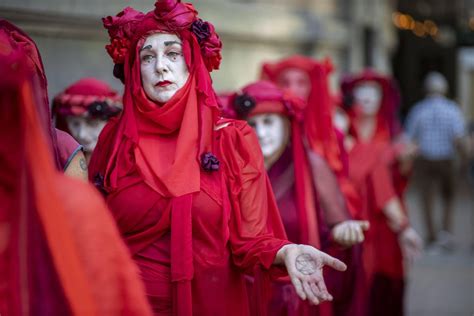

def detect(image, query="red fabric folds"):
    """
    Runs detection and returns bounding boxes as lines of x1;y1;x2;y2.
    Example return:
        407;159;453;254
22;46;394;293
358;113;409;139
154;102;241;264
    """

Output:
0;19;81;171
0;29;151;315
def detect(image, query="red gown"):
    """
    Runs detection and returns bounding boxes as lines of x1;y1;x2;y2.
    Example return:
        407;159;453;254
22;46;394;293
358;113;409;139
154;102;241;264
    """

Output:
103;120;290;315
348;141;405;316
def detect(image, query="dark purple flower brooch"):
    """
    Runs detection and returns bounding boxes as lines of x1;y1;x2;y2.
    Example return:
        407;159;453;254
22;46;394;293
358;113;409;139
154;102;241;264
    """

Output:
88;101;121;120
233;93;256;117
201;152;220;172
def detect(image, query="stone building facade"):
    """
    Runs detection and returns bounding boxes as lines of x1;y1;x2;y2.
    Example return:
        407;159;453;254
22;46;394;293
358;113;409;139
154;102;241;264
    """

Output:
0;0;397;97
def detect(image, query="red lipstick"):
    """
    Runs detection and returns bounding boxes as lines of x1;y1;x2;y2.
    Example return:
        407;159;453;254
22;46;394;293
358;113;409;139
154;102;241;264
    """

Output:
156;80;172;87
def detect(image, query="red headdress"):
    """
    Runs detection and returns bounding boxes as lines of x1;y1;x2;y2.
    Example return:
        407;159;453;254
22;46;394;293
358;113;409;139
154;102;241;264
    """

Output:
52;78;122;134
261;55;343;173
88;1;223;314
227;81;321;248
340;69;401;141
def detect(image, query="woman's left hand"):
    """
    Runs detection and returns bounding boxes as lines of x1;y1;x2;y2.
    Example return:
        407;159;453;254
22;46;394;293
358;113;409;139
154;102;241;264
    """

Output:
274;244;347;305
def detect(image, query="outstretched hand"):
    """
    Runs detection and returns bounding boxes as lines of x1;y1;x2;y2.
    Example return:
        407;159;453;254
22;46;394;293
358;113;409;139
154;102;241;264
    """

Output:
399;227;423;264
332;220;370;247
275;244;347;305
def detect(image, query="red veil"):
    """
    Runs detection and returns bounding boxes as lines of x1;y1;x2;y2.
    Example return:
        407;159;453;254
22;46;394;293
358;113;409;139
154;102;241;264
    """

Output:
0;19;81;171
0;27;151;315
261;56;343;173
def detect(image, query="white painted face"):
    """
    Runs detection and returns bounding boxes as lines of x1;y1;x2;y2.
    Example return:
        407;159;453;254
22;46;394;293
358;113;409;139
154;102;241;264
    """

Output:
353;82;382;116
247;113;289;159
139;33;189;104
66;115;107;153
333;107;350;134
277;68;311;101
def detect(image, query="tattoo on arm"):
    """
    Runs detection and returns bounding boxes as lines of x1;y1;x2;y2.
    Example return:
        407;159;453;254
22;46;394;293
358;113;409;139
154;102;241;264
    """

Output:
295;254;319;275
79;158;88;172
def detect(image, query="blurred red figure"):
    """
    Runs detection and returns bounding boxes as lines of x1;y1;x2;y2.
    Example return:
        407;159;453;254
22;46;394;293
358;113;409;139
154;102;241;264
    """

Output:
340;70;423;316
52;78;122;163
224;81;368;316
261;56;367;316
0;20;88;181
0;23;152;315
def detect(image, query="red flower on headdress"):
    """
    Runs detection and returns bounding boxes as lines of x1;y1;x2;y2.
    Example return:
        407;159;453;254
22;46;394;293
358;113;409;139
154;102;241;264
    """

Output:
102;7;145;64
198;20;222;71
105;38;130;65
154;0;222;71
154;0;197;29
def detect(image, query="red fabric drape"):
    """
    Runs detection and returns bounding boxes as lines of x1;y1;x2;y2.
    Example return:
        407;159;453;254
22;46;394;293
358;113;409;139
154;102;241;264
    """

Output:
0;19;80;171
0;30;151;315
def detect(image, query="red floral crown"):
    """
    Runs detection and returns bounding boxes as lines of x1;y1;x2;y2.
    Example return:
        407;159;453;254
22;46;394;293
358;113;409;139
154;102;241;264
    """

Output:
102;0;222;73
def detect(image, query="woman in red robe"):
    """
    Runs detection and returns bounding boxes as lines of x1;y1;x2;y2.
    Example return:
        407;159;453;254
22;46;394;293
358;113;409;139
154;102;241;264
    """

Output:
224;81;368;316
89;1;347;315
0;26;152;315
340;70;422;316
260;56;368;316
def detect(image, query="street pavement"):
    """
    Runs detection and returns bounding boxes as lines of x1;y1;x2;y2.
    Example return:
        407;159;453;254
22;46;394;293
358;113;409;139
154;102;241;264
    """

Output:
404;174;473;316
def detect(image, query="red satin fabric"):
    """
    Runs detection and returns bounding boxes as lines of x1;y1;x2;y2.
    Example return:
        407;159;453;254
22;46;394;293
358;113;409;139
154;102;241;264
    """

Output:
0;34;151;315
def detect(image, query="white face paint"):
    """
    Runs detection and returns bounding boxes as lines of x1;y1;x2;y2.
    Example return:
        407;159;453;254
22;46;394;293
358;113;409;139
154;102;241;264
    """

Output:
353;82;382;116
247;113;288;159
277;68;311;101
140;33;189;104
66;115;107;153
333;108;350;134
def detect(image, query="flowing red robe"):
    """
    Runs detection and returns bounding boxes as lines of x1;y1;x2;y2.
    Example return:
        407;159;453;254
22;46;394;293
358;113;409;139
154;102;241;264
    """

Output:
99;119;290;315
347;141;405;316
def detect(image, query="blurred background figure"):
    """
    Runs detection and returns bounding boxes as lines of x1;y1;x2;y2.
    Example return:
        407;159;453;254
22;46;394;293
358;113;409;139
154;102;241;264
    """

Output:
52;78;122;163
404;71;466;251
225;81;367;316
0;22;151;316
0;19;87;181
341;70;422;316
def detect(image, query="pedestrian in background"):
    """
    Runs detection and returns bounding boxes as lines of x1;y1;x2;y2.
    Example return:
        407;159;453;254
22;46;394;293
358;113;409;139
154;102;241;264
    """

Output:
405;71;466;251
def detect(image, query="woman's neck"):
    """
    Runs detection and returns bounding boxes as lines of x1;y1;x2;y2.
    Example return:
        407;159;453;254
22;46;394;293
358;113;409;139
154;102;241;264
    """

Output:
356;115;377;142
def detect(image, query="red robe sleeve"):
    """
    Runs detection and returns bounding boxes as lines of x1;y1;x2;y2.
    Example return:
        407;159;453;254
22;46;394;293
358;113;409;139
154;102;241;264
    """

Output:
307;150;351;226
217;119;291;272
